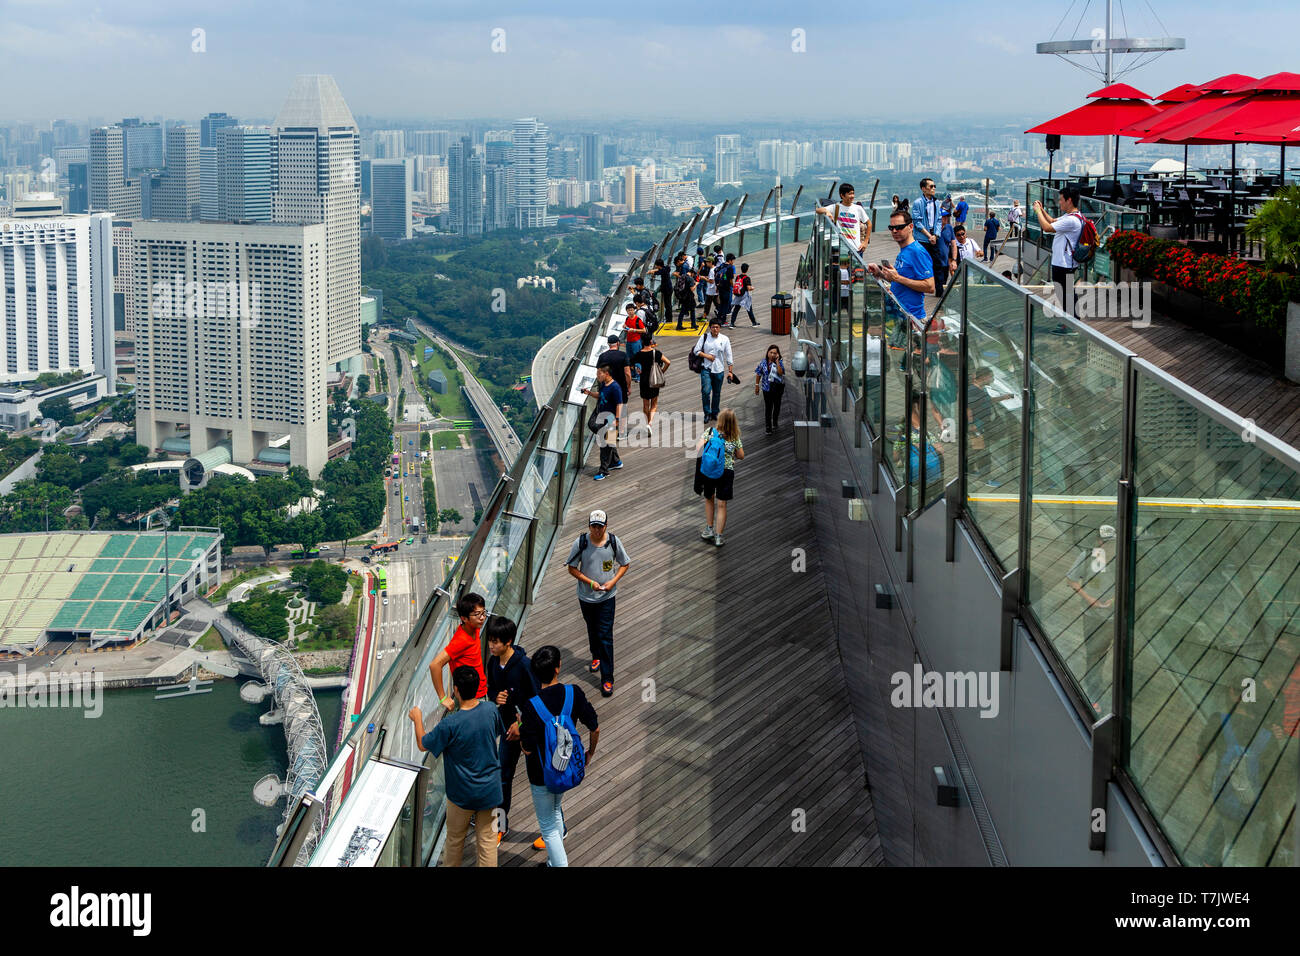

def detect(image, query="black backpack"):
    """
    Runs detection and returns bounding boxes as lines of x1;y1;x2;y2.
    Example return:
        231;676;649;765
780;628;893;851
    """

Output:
577;531;620;558
716;262;734;291
673;270;690;294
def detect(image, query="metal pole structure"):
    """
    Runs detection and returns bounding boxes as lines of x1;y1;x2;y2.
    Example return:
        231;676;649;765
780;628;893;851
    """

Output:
164;517;171;627
1104;0;1115;178
774;175;782;294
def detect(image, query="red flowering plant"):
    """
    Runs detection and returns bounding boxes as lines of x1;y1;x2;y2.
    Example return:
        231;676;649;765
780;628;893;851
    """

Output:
1107;230;1300;332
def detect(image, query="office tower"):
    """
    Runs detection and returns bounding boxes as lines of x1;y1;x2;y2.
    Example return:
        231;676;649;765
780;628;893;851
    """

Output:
602;143;617;169
89;125;142;218
200;147;218;220
131;220;328;477
484;163;509;232
0;212;115;389
120;118;163;177
372;130;405;159
270;74;361;366
151;126;200;221
360;158;371;199
485;140;511;166
216;126;272;222
623;166;637;212
580;133;602;181
510;117;548;229
547;145;579;179
634;168;654;213
426;164;448;206
66;162;89;215
54;146;88;190
714;134;741;185
448;137;483;235
200;112;237;149
408;131;445;156
370;159;411;239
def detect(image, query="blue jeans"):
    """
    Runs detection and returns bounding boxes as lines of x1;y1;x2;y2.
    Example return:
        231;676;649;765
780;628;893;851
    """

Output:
579;596;616;682
627;338;643;378
700;370;723;418
530;784;568;867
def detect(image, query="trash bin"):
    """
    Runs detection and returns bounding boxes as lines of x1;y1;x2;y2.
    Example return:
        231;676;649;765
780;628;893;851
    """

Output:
770;293;793;335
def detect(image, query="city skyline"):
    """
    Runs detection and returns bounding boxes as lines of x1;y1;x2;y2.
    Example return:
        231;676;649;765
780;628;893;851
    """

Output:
0;0;1289;121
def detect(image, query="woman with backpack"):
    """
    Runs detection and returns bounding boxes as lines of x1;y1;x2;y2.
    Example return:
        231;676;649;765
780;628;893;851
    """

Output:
694;407;744;547
633;334;670;424
753;345;786;434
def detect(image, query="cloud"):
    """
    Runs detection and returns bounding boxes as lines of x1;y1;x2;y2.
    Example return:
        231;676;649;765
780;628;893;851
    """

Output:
974;31;1021;56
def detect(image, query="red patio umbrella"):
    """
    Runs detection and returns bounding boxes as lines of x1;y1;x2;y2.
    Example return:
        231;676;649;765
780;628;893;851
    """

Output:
1026;84;1161;182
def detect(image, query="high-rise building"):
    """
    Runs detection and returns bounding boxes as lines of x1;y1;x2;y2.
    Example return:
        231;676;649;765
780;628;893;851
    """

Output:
120;118;163;177
372;130;405;159
714;134;742;186
66;162;89;215
510;118;549;230
426;164;448;206
216;126;272;222
199;112;237;149
580;133;603;181
448;137;483;235
484;163;510;232
408;130;449;157
270;74;361;366
150;126;200;221
54;146;88;191
370;159;411;240
547;145;579;179
131;220;328;477
199;147;218;220
89;125;142;218
602;143;618;169
0;212;115;389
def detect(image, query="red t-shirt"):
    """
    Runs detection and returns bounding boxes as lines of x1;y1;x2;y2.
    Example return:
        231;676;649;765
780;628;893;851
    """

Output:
625;312;646;344
445;624;487;698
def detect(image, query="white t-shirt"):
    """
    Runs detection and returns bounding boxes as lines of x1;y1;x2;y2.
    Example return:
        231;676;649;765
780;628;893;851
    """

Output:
1051;213;1084;269
831;203;870;248
956;237;981;262
706;267;718;295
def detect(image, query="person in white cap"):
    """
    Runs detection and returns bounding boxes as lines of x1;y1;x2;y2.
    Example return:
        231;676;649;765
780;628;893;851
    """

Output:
565;510;630;698
1067;524;1117;711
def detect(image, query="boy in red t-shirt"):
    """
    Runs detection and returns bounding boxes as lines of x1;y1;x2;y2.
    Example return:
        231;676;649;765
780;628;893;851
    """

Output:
429;592;488;710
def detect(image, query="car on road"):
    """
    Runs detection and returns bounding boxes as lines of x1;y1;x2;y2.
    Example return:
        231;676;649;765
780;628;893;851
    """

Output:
383;597;389;606
404;495;409;501
421;535;428;544
405;537;415;545
319;545;331;551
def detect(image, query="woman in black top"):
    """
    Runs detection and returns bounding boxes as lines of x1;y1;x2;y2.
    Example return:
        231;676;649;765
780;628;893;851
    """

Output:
633;335;670;424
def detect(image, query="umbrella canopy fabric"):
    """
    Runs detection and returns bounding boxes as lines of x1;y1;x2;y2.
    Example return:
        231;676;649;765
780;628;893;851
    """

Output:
1027;98;1162;136
1149;93;1300;146
1155;83;1203;103
1231;72;1300;93
1124;91;1252;141
1088;82;1152;100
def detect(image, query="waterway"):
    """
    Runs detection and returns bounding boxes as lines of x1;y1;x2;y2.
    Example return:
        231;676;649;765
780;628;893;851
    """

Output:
0;679;343;866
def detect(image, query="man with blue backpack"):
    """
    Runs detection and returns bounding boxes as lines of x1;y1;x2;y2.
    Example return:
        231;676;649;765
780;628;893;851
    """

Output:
520;645;600;866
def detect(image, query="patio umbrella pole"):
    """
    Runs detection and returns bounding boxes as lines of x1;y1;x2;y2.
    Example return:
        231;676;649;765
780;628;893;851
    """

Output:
1230;143;1236;253
1184;145;1189;187
1283;144;1288;186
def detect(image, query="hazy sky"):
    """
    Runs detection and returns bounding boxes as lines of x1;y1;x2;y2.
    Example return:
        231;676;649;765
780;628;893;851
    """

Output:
0;0;1293;124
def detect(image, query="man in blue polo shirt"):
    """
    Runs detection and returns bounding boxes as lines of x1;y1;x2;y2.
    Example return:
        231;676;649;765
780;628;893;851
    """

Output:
867;207;934;322
953;194;969;226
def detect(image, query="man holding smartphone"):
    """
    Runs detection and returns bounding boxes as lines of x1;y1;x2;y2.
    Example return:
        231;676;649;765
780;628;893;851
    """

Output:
867;207;934;323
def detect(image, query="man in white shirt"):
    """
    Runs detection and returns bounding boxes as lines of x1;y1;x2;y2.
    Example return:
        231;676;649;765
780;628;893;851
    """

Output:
695;319;735;424
1008;200;1023;237
944;223;983;295
816;182;871;256
1033;184;1084;319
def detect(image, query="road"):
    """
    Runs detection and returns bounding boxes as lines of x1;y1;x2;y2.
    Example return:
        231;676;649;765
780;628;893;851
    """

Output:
531;319;593;409
408;318;521;467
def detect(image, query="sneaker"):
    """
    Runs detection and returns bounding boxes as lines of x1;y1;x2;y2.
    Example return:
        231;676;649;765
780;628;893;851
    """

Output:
589;658;601;673
701;525;714;539
610;461;624;470
601;681;613;697
765;426;772;434
985;479;1002;489
714;533;724;547
593;472;607;481
751;320;759;326
533;836;546;850
1048;324;1074;335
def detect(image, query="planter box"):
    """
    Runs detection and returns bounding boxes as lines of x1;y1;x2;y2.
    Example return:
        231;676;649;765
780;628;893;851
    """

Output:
1288;302;1300;385
1145;278;1285;371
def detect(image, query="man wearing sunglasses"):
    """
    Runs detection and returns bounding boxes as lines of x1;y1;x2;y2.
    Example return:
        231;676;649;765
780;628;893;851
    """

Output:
867;208;934;322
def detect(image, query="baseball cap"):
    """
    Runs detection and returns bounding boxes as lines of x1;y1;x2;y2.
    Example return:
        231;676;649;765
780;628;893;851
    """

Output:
589;510;608;527
608;334;620;344
1099;524;1116;540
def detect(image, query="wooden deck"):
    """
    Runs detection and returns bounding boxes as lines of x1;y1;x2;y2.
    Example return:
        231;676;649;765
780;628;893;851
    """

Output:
489;241;883;867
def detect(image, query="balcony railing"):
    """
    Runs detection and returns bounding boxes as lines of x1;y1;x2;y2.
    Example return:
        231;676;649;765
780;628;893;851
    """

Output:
798;213;1300;867
268;196;815;867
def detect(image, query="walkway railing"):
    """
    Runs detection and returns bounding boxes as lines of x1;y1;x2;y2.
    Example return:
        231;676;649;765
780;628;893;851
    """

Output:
268;197;814;867
1020;180;1149;280
798;213;1300;867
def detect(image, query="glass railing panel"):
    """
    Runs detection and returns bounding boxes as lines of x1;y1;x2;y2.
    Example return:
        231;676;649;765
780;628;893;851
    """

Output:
880;293;910;491
917;304;961;511
963;267;1024;570
862;279;884;441
469;510;530;611
1023;303;1126;713
1127;366;1300;866
418;752;447;864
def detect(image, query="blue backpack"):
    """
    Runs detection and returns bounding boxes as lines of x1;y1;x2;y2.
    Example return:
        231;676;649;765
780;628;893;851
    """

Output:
529;686;586;794
1211;714;1270;824
700;427;726;479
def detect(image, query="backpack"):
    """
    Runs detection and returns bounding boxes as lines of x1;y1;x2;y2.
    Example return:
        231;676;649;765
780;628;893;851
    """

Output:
700;427;726;479
529;686;587;794
1068;212;1099;265
673;270;690;294
716;262;734;292
732;273;746;296
576;531;619;558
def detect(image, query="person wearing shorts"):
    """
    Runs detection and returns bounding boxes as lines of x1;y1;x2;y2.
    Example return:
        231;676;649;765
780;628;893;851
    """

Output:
693;407;744;547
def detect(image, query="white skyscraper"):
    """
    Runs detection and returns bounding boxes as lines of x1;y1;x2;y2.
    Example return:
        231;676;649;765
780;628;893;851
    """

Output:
131;221;329;477
0;212;115;389
714;134;741;186
271;75;361;366
510;117;549;229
